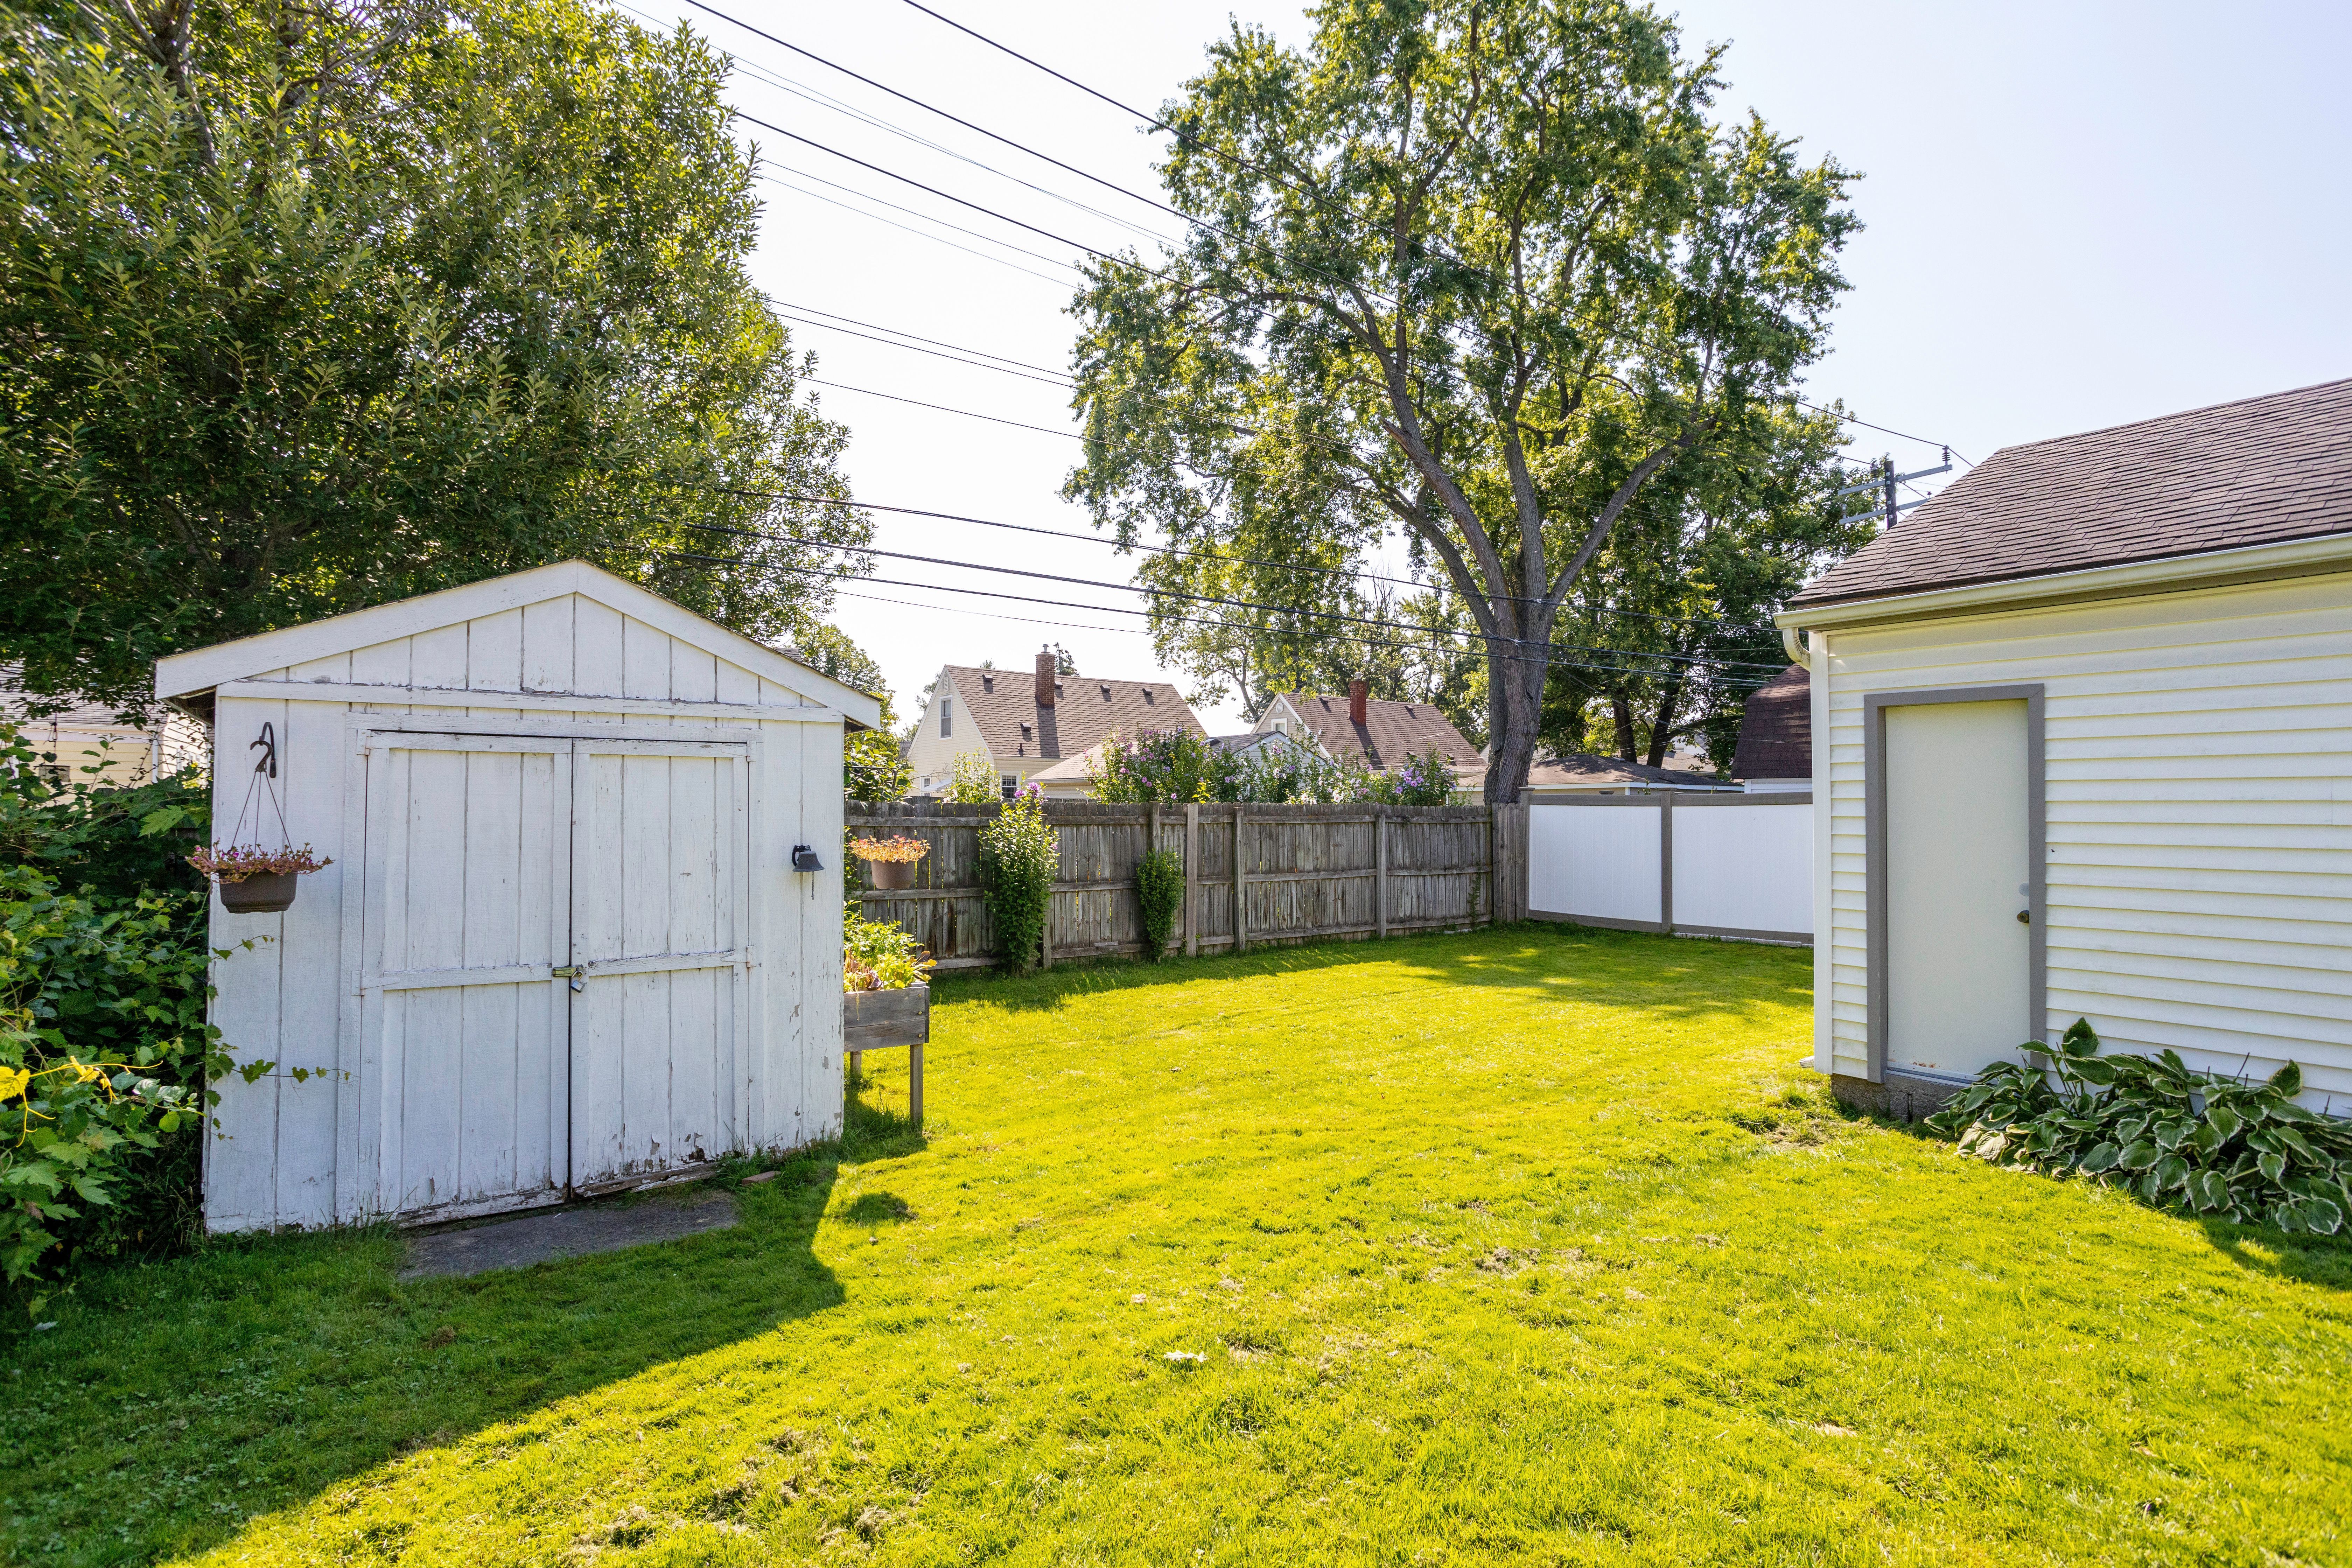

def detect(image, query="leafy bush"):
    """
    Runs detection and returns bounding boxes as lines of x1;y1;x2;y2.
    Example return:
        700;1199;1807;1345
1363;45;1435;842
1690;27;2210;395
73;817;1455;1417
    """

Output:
1135;849;1184;961
0;724;268;1296
1088;730;1239;803
1367;748;1460;806
844;730;911;804
943;750;1001;804
1924;1020;2352;1233
976;794;1056;974
842;916;933;992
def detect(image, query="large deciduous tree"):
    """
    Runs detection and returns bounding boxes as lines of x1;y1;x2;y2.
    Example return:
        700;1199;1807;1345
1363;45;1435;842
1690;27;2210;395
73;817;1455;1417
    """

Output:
1066;0;1856;801
0;0;869;714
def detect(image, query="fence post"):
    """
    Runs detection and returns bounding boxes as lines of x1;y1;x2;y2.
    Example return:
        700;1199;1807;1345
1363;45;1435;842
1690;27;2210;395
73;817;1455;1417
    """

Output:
1232;804;1248;954
1658;791;1675;936
1040;803;1055;970
1375;806;1388;939
1183;802;1199;957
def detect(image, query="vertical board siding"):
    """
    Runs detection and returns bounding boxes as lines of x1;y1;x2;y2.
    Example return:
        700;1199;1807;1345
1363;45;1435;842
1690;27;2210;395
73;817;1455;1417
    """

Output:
1819;571;2352;1101
201;591;843;1233
848;801;1504;969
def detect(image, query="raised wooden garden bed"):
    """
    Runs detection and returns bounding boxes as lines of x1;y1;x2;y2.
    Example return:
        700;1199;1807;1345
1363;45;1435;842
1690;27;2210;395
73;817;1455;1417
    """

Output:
843;983;929;1126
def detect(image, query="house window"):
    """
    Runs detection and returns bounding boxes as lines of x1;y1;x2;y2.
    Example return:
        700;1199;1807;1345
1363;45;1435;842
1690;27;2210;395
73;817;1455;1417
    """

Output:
940;699;952;737
1000;774;1017;800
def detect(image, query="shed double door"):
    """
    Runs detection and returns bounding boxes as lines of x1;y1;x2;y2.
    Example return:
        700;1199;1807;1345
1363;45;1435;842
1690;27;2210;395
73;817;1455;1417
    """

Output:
358;732;751;1221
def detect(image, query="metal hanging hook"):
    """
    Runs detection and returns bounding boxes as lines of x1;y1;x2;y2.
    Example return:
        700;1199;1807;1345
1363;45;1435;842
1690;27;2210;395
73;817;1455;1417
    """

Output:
251;722;277;779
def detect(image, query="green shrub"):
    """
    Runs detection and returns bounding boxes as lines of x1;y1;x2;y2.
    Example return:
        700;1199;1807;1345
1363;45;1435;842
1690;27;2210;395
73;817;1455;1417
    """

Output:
0;724;267;1298
1135;849;1184;961
844;730;911;804
843;915;933;992
1087;730;1239;803
976;794;1055;974
1925;1019;2352;1233
943;750;1000;804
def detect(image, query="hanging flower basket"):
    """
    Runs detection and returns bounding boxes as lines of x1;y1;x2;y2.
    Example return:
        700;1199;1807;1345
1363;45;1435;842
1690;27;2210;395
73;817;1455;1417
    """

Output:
850;834;929;891
188;845;332;914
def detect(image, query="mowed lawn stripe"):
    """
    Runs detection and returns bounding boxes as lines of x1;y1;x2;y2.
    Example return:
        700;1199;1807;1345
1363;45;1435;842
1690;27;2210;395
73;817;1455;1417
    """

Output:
3;925;2346;1566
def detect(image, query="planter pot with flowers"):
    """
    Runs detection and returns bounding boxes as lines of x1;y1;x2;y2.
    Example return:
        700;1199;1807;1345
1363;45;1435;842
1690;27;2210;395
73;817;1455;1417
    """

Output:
850;834;929;891
188;844;332;914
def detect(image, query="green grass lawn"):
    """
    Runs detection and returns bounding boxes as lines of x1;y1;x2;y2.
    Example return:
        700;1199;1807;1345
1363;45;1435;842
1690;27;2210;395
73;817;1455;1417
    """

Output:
6;924;2350;1566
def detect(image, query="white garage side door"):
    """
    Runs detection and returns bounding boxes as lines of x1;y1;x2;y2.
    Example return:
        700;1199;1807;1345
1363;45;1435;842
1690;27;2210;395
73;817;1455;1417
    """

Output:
569;739;751;1189
1885;700;2032;1078
360;734;572;1221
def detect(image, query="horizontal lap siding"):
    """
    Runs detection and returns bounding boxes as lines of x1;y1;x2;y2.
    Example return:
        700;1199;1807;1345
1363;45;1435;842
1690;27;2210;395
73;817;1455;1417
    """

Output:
1821;571;2352;1100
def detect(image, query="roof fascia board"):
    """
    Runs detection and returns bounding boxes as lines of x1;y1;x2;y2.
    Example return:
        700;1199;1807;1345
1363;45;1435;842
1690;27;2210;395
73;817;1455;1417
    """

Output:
153;560;879;729
1779;531;2352;632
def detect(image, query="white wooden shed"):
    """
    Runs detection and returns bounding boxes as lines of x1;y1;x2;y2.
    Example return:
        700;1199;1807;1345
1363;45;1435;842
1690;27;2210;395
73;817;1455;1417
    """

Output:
154;561;880;1230
1778;379;2352;1120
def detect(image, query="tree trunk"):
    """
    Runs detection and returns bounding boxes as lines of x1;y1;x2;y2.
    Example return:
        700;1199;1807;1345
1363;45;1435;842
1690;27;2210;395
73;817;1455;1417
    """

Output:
1611;693;1638;762
1480;643;1546;803
1645;671;1688;768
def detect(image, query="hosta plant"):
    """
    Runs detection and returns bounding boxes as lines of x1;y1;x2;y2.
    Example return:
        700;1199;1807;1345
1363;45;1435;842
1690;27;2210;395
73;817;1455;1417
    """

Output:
1924;1019;2352;1233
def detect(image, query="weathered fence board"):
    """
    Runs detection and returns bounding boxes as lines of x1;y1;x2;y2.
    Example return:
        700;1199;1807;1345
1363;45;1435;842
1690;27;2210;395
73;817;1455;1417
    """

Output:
848;800;1524;970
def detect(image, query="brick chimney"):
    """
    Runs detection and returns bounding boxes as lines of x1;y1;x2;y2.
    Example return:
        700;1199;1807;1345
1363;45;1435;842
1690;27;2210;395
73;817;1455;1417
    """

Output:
1348;679;1368;726
1036;649;1057;707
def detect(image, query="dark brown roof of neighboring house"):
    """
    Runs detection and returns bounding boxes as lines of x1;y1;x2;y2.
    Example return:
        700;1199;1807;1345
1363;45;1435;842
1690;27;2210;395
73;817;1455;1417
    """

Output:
1728;664;1810;780
1525;753;1723;790
943;665;1204;762
1790;377;2352;610
1274;692;1481;771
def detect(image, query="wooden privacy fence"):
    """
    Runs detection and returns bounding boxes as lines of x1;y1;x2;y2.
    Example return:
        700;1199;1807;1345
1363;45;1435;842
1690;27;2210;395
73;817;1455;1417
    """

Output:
850;800;1530;971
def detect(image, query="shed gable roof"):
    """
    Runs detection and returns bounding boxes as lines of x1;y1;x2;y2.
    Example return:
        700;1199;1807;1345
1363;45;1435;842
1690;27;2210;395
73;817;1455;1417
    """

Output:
940;665;1204;762
152;561;879;726
1791;378;2352;610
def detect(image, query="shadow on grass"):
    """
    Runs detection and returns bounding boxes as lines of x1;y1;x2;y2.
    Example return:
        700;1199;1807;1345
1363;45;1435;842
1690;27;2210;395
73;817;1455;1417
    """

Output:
0;1116;907;1568
2197;1218;2352;1289
935;920;1811;1026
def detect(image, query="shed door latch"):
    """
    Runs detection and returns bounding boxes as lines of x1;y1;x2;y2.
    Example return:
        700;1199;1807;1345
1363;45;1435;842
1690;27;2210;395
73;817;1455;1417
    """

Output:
552;965;586;991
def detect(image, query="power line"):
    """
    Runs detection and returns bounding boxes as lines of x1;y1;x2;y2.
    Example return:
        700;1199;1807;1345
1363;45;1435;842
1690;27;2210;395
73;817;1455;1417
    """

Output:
892;0;1969;463
772;307;1070;386
801;376;1081;439
672;519;1786;673
670;551;1782;689
735;113;1161;278
755;163;1082;280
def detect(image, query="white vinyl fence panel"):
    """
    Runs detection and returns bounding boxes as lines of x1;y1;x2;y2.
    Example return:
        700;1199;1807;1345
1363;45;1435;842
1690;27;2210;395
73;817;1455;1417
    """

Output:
1529;802;1662;927
1530;793;1811;943
1671;802;1814;939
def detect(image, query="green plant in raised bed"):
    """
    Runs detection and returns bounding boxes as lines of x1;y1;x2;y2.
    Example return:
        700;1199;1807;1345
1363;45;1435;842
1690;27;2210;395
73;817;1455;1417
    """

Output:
1924;1018;2352;1233
1134;849;1184;961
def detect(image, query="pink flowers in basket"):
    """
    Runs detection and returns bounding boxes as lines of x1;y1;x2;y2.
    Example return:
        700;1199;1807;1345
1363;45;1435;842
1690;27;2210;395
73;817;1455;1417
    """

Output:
849;835;929;864
186;844;333;883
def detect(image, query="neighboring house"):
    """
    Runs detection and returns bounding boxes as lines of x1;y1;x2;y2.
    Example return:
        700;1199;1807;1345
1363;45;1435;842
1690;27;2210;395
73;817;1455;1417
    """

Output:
904;652;1205;799
1252;682;1482;783
1024;729;1312;800
1522;753;1732;798
2;671;206;786
1777;376;2352;1120
1729;664;1811;792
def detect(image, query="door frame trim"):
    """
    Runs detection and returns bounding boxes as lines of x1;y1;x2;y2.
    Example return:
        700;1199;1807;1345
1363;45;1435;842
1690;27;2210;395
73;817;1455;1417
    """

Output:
1863;684;2046;1085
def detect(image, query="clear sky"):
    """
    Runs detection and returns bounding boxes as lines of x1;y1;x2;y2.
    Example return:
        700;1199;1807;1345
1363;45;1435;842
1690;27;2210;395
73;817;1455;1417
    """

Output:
628;0;2352;730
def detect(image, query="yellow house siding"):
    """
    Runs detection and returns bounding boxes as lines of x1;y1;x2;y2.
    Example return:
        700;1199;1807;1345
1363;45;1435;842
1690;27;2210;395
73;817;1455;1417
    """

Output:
1818;569;2352;1102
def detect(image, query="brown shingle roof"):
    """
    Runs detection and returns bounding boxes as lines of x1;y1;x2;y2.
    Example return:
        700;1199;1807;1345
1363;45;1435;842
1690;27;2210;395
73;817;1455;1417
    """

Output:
1728;664;1810;780
943;665;1203;762
1274;692;1480;771
1525;753;1722;790
1790;377;2352;610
